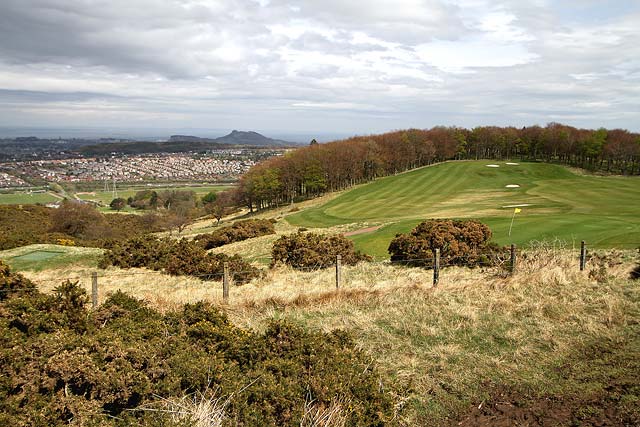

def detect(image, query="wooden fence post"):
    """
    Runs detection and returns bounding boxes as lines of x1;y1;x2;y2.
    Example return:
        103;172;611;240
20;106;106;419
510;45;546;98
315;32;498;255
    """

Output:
335;255;342;289
91;272;98;309
510;244;517;274
433;249;440;286
580;241;586;271
223;262;229;301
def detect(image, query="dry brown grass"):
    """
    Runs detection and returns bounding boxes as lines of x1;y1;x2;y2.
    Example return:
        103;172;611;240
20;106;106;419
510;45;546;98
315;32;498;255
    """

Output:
20;248;640;425
300;398;348;427
136;385;230;427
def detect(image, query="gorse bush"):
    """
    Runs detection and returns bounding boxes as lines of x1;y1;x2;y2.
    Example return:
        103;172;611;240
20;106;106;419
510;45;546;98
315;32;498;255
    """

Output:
0;273;393;426
388;219;502;267
100;236;260;284
0;259;37;301
271;232;372;269
194;218;276;249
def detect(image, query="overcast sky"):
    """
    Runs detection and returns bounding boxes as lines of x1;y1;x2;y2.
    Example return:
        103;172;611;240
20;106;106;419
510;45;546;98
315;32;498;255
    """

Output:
0;0;639;137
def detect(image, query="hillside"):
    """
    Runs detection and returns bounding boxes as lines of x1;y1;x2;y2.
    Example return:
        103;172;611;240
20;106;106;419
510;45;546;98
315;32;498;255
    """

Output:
210;130;292;146
7;245;639;426
79;130;293;155
169;130;292;147
78;139;231;155
286;161;640;257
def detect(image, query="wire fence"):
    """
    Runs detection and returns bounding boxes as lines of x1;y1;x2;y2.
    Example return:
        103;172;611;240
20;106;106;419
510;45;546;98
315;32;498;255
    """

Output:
2;242;639;304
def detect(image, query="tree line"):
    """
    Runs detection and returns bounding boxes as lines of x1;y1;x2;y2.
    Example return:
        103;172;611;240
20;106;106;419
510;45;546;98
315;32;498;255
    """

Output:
226;123;639;212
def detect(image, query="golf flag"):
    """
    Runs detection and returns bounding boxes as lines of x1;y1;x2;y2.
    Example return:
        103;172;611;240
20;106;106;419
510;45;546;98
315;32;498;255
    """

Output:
509;207;522;236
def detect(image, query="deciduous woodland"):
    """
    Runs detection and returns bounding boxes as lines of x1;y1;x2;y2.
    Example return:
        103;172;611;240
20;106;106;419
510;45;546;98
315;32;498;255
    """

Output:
232;124;640;211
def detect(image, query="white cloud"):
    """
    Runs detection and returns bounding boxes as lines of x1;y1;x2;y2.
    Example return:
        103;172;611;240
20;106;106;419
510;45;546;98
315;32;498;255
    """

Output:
415;40;537;72
0;0;638;133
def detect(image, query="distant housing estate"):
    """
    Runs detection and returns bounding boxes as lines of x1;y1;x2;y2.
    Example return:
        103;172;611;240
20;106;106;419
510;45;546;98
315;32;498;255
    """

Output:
0;152;265;187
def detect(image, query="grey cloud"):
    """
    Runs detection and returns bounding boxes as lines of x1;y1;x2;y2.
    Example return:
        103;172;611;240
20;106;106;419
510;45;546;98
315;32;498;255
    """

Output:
0;89;125;102
0;0;638;132
0;0;273;78
288;31;388;55
280;0;469;43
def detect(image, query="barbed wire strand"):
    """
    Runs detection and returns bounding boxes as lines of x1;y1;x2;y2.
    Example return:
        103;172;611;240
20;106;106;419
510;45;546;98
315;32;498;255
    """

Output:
4;247;628;295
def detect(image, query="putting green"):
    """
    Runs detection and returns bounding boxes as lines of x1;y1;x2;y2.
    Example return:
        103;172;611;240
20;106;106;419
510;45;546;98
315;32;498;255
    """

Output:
11;250;64;262
0;244;104;272
287;161;640;258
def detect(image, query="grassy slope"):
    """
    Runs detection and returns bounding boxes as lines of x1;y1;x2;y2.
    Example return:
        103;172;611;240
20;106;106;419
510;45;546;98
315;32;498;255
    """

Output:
226;250;640;426
287;161;640;257
17;248;640;426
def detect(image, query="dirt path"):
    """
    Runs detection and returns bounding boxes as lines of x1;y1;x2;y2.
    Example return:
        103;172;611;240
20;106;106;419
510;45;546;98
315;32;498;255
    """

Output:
343;225;382;236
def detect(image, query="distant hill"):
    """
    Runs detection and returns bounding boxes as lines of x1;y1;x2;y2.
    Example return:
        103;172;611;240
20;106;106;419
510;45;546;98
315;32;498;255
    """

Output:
167;135;218;143
78;140;231;156
79;130;294;155
169;130;292;147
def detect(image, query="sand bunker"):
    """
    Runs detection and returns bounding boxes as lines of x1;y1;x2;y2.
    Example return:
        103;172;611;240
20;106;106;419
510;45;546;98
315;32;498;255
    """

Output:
506;162;519;165
486;164;500;168
502;204;532;208
505;184;520;188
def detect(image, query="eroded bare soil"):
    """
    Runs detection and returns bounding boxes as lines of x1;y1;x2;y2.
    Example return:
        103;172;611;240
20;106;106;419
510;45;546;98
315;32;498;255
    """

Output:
452;336;640;427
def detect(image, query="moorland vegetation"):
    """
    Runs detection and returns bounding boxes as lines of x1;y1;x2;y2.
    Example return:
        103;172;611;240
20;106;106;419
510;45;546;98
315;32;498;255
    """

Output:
194;219;275;250
271;232;372;269
0;202;166;251
0;261;392;426
100;236;261;284
0;189;233;251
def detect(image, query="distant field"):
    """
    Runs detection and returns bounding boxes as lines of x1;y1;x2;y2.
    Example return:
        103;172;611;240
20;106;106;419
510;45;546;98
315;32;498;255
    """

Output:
0;191;59;205
0;244;103;272
287;161;640;257
74;184;234;206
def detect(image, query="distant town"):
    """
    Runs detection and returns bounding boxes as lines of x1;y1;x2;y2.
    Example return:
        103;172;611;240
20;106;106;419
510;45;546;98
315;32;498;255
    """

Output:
0;150;286;187
0;131;293;188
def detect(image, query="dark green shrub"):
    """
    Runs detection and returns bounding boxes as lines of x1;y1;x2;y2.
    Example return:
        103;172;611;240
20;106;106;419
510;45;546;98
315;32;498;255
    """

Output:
100;236;260;284
128;190;158;210
109;197;126;211
0;287;393;426
194;218;276;249
0;260;37;301
0;204;168;250
50;199;108;239
99;236;173;270
271;232;371;269
388;219;502;267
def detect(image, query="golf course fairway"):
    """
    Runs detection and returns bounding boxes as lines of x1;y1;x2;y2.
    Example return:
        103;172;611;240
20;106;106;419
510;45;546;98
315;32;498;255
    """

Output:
286;161;640;258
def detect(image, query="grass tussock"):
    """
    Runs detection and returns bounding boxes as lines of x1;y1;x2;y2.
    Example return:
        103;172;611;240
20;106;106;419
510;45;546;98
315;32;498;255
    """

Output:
300;398;348;427
137;387;230;427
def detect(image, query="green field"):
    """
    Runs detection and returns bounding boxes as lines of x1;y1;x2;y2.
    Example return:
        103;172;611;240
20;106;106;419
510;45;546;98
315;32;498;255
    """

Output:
0;191;60;205
74;184;233;205
1;184;233;208
287;161;640;258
